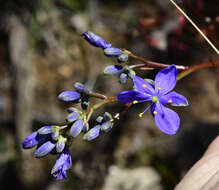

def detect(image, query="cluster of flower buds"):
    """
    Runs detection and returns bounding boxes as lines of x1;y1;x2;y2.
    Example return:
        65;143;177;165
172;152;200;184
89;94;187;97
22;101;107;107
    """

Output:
83;112;114;141
82;31;129;63
22;81;116;180
22;126;72;180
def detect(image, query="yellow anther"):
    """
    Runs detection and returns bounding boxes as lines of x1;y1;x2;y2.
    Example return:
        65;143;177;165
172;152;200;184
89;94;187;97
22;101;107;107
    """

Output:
133;100;138;104
142;84;147;88
139;113;143;118
158;87;161;91
153;111;157;115
168;99;172;103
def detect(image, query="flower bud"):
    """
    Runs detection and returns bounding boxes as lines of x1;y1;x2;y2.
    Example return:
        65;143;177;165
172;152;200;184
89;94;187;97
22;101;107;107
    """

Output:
96;116;103;123
22;132;49;149
67;107;78;114
51;148;72;180
82;31;112;49
38;126;53;135
83;125;101;141
35;141;55;158
104;112;113;121
81;101;89;110
74;82;85;92
70;120;83;137
83;122;89;132
119;73;127;83
118;53;128;62
66;112;79;122
58;90;81;102
51;127;60;141
104;47;122;57
56;136;67;153
22;132;38;149
104;65;123;75
101;121;113;132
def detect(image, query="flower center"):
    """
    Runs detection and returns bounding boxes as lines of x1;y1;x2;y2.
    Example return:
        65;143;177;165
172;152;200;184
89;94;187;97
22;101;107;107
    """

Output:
152;96;159;102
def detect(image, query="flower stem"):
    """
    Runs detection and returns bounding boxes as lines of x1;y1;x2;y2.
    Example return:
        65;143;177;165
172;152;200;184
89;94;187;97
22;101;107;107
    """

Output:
169;0;219;55
85;97;118;122
177;59;219;80
129;53;188;70
90;92;108;100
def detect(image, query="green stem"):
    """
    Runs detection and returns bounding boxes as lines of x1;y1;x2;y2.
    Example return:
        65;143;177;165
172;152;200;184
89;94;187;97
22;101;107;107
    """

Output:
90;92;108;100
85;97;118;123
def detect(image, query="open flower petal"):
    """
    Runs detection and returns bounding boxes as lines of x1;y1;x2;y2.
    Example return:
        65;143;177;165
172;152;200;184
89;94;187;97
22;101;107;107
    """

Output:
117;90;152;103
58;91;81;102
160;91;189;106
133;76;154;95
155;65;177;95
151;103;180;135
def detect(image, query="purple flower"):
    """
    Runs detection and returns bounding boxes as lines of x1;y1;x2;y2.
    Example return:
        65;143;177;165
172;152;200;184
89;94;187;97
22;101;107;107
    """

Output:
82;31;112;49
51;149;72;180
35;141;56;158
117;65;188;135
22;132;48;149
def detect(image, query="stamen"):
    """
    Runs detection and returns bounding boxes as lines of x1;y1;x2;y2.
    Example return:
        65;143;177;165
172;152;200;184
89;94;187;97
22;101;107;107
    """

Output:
168;99;172;103
142;84;147;88
133;100;138;104
158;87;161;91
114;113;120;120
153;111;157;115
138;113;143;118
138;103;152;118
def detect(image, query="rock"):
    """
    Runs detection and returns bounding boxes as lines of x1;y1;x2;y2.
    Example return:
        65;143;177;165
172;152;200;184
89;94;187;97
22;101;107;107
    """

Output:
103;166;163;190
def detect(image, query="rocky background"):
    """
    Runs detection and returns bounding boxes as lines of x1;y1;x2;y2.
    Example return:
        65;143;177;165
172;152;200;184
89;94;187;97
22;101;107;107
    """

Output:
0;0;218;190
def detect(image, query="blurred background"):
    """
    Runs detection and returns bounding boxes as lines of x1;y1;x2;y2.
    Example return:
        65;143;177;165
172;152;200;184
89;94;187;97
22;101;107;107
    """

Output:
0;0;218;189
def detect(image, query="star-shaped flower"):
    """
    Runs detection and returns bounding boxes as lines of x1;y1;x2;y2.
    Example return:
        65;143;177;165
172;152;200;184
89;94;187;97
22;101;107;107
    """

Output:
117;65;188;135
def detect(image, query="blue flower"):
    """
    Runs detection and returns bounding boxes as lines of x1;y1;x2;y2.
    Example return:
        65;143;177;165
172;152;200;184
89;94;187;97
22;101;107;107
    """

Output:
22;132;49;149
51;148;72;180
82;31;112;49
117;65;188;135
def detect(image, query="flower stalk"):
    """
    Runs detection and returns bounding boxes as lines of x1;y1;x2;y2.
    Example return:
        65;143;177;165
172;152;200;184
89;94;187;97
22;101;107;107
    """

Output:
177;59;219;80
129;53;189;70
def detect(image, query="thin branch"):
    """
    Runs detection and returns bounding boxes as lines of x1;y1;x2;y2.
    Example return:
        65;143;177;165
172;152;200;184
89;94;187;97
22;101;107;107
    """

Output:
169;0;219;55
129;53;189;70
177;59;219;80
